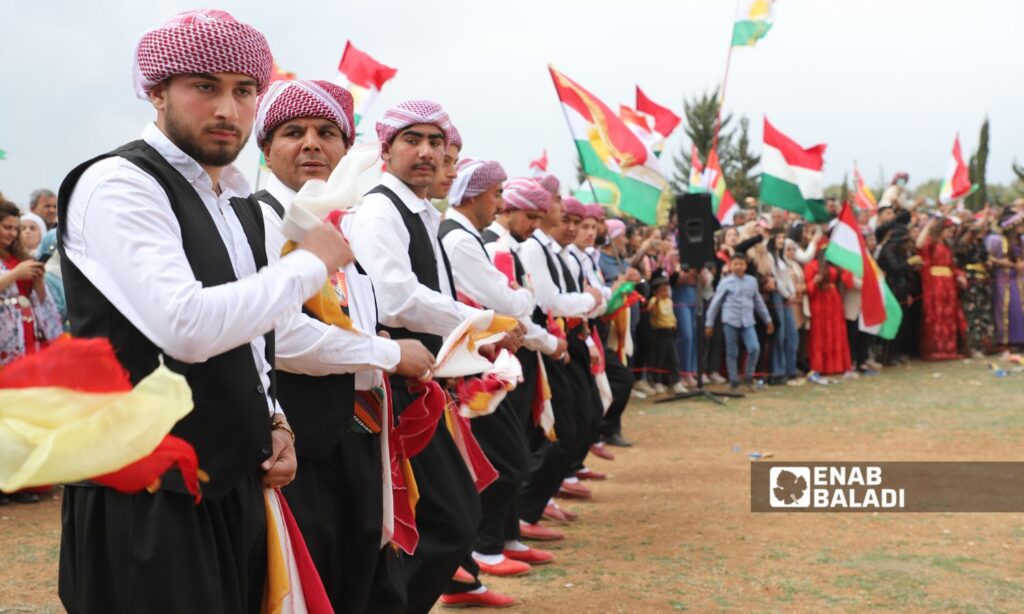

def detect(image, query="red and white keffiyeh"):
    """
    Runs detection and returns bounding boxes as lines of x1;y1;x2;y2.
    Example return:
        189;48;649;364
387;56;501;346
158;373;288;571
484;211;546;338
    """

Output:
584;203;606;220
449;158;507;206
502;177;552;212
255;79;355;147
535;173;560;196
561;195;587;218
375;99;455;146
449;125;463;151
132;9;272;99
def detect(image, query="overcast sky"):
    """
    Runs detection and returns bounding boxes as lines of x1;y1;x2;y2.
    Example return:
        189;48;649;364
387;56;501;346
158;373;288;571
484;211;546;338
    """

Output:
2;0;1021;208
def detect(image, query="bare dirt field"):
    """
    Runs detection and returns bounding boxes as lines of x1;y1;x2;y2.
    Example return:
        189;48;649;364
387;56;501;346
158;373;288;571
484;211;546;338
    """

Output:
4;358;1024;613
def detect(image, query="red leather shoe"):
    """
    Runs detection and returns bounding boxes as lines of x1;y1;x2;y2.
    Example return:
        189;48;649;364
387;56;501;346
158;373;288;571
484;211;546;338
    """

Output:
503;547;554;565
542;502;568;522
589;443;615;461
560;507;579;522
439;589;515;608
556;481;592;499
475;557;532;577
452;566;475;584
576;468;607;481
519;521;564;541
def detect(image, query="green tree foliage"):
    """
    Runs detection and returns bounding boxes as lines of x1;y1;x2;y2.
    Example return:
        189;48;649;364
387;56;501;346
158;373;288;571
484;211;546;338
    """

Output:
724;117;760;202
966;117;989;210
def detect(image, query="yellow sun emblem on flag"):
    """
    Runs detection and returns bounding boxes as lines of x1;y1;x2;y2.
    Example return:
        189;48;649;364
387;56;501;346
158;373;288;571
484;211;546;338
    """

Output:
748;0;771;20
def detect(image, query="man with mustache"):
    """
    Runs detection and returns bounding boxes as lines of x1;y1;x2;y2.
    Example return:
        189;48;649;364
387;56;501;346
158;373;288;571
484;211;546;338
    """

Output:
251;79;435;613
348;100;517;612
56;11;348;612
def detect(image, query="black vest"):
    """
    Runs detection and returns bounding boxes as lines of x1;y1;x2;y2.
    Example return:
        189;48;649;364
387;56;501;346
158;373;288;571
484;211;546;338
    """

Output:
248;190;358;457
438;218;490;262
57;140;275;499
366;185;455;355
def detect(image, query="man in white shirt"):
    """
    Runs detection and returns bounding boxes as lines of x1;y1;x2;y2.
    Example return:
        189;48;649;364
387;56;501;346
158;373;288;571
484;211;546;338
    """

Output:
56;11;348;613
252;78;435;613
348;100;517;612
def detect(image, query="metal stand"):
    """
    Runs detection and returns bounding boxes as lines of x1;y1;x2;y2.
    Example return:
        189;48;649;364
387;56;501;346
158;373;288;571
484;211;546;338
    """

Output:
655;288;743;405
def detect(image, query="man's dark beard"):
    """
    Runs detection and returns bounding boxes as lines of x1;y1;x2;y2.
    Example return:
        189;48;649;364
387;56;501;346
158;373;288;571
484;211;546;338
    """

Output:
595;232;607;246
164;107;248;168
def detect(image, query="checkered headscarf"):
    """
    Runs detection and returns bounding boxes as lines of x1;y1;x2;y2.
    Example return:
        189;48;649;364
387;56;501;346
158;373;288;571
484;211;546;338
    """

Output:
502;177;552;212
535;173;560;196
255;79;355;147
449;158;507;206
375;99;455;146
561;196;587;218
450;126;463;151
583;203;606;220
132;10;272;100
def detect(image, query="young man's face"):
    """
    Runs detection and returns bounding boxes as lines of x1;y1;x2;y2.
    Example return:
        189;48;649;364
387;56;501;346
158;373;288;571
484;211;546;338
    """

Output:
730;257;748;276
428;144;460;199
384;123;445;196
506;209;544;241
262;118;348;192
152;73;258;168
464;183;503;230
576;217;598;249
556;214;581;246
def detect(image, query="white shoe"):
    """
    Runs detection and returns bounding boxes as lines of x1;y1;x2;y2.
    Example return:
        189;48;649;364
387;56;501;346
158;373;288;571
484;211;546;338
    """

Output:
653;383;668;394
634;380;655;395
843;370;860;379
709;373;727;384
672;382;688;394
631;389;648;400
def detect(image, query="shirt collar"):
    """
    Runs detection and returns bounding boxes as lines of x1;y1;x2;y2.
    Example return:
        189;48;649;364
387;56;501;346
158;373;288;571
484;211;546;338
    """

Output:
141;122;250;198
381;172;429;214
264;174;297;214
446;208;481;238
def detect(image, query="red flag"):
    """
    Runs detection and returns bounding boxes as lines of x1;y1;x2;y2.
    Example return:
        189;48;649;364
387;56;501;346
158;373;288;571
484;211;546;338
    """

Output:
270;62;296;82
337;41;397;90
529;148;548;173
636;86;681;138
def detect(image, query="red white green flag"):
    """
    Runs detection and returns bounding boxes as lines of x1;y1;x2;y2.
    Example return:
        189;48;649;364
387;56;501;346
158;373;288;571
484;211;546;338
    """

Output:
619;104;663;157
938;134;974;204
635;86;681;139
760;117;829;222
549;65;670;224
825;203;902;339
852;163;877;211
704;148;738;223
687;144;705;192
336;41;397;127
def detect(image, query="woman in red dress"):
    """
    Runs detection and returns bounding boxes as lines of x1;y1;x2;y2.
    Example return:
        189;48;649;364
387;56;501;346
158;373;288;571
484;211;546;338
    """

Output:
804;245;852;375
916;217;967;360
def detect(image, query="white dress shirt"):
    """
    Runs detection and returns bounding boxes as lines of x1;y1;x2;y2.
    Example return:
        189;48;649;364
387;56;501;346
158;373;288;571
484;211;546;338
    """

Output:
484;222;559;355
348;172;480;337
518;229;596;318
440;208;534;318
63;123;326;416
257;174;400;378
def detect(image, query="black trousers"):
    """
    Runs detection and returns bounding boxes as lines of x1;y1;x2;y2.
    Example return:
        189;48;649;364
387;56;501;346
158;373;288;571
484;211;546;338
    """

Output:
282;432;405;614
846;319;869;367
648;327;681;385
519;353;578;523
394;385;481;614
59;475;266;614
499;348;539;542
565;338;603;476
471;397;531;555
601;348;634;438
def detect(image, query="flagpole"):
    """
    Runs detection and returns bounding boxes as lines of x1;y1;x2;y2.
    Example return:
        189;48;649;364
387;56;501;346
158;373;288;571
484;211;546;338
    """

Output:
548;65;602;206
711;10;737;155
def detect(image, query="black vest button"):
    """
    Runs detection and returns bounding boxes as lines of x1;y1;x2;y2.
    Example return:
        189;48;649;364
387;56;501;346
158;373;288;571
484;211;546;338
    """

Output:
256;384;265;395
260;443;273;456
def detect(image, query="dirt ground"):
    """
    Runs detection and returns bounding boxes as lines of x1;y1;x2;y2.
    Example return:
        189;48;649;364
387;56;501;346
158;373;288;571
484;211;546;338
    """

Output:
4;358;1024;613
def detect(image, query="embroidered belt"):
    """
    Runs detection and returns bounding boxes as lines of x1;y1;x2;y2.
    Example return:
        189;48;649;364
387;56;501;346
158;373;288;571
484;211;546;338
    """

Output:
351;387;384;435
929;266;953;277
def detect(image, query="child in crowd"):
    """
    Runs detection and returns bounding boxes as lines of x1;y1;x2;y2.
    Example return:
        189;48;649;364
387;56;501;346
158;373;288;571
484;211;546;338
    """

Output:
705;253;775;390
646;277;686;394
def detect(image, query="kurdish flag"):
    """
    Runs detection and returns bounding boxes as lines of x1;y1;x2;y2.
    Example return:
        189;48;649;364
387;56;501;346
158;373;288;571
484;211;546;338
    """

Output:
574;176;618;206
731;0;775;47
938;134;974;204
760;117;829;222
620;104;663;157
337;41;397;127
687;144;705;192
704;148;739;223
852;163;877;211
549;66;669;225
635;86;681;139
825;203;902;339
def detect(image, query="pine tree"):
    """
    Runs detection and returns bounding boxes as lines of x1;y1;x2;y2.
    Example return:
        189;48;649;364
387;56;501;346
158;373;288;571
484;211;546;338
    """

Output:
724;116;760;201
575;153;587;186
669;88;732;194
967;117;989;210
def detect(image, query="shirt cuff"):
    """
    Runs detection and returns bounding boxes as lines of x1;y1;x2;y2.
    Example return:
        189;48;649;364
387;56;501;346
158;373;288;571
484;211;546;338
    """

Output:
283;249;329;299
372;336;402;372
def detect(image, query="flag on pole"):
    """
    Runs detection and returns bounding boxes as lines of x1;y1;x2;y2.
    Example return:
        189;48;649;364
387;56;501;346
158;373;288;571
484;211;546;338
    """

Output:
270;62;297;82
548;65;669;225
529;149;548;174
337;41;397;127
635;86;681;138
687;145;705;193
0;149;6;161
825;203;903;339
760;117;829;222
938;134;975;204
852;163;877;211
705;148;739;224
619;105;663;156
731;0;776;47
574;176;617;205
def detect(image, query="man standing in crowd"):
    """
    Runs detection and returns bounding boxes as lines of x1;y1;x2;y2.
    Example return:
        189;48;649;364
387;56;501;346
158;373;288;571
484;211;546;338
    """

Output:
29;189;58;230
56;11;349;612
251;78;436;613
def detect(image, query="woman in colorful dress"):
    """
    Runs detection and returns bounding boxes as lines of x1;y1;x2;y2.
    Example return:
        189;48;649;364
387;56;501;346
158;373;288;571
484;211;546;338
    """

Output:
804;242;852;376
986;211;1024;349
955;221;994;355
916;217;966;360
